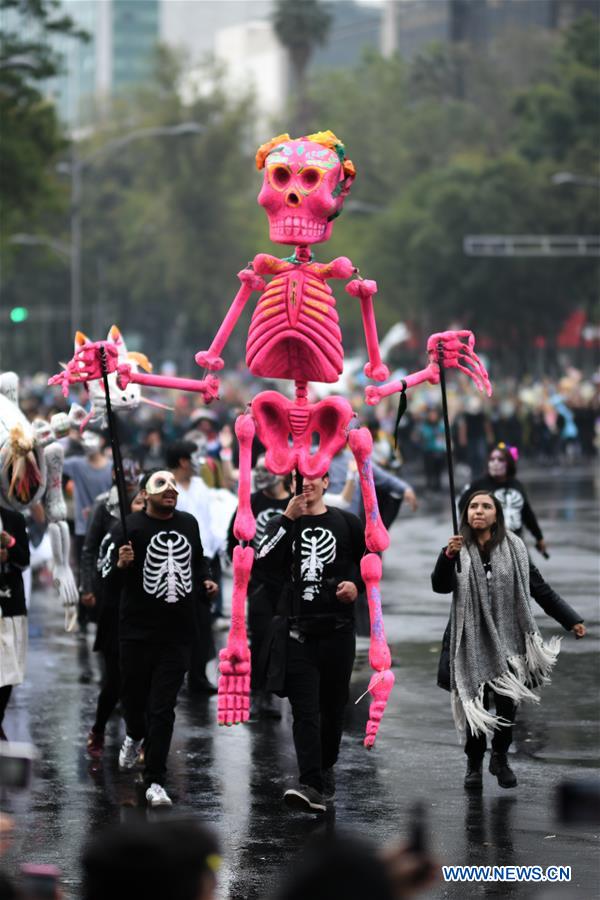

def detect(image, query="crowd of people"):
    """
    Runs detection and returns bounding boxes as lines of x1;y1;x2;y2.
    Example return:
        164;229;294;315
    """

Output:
0;360;594;897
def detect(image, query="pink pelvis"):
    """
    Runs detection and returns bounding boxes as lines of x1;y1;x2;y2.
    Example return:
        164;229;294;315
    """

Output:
251;391;354;478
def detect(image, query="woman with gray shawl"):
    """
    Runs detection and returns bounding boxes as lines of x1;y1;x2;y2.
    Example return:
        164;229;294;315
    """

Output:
432;491;585;790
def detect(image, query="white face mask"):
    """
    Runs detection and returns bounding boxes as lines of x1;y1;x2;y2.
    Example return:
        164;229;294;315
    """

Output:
81;431;102;455
145;471;179;495
488;455;507;478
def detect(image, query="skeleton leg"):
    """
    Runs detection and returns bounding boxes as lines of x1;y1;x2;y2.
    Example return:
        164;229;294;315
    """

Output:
348;428;389;552
360;553;394;749
44;441;78;629
218;545;253;725
233;413;256;542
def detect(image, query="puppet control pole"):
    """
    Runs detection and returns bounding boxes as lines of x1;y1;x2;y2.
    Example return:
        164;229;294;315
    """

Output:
437;340;461;574
99;345;128;540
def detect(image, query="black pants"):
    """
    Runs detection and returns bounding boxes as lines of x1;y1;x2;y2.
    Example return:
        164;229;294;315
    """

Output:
188;600;215;689
92;649;120;735
120;640;190;787
464;687;517;761
248;583;278;691
284;630;355;794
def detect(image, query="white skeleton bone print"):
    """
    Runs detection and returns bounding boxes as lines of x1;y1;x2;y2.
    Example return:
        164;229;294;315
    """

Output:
97;533;115;579
143;531;192;603
495;487;524;532
300;527;336;602
254;508;281;548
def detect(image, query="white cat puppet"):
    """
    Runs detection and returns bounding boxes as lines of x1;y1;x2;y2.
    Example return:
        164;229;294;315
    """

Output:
0;373;78;628
71;325;160;429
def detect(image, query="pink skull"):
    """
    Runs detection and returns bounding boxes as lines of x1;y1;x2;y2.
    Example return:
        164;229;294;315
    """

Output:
256;132;355;245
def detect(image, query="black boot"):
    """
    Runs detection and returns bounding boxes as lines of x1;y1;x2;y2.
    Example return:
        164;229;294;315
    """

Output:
489;752;517;788
464;758;483;789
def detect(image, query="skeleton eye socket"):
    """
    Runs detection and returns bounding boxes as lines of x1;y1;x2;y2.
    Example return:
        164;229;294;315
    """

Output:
299;167;322;191
269;166;292;189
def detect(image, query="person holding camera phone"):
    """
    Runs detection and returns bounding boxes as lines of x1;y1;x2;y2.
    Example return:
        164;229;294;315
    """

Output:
0;508;30;741
257;473;365;814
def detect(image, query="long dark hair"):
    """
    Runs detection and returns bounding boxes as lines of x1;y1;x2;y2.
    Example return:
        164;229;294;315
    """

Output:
460;490;506;552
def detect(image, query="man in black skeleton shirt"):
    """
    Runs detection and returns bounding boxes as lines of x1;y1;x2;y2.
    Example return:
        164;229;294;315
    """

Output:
227;455;290;720
257;472;365;813
106;470;218;807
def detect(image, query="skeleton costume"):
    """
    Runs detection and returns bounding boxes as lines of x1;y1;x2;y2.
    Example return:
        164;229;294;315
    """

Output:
106;507;212;789
0;507;30;736
257;506;365;796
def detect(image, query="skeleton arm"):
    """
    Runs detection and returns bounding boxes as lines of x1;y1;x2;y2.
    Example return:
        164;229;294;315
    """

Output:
195;267;266;371
365;330;492;405
345;278;390;382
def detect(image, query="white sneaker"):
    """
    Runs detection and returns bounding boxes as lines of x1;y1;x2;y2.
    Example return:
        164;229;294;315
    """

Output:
118;736;143;770
145;783;172;807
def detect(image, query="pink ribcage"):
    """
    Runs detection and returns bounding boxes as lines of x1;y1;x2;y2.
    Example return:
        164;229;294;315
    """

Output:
247;269;343;383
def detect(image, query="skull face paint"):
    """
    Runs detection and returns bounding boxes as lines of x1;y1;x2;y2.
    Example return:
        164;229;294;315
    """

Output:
256;133;355;245
488;451;507;479
145;470;179;496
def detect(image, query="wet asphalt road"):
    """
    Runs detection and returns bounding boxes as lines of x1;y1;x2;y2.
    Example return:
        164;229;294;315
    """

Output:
1;463;598;899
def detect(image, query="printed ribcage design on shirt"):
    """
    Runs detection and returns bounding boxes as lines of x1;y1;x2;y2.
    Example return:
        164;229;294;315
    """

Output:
97;532;115;578
143;531;192;604
300;527;336;601
253;508;280;548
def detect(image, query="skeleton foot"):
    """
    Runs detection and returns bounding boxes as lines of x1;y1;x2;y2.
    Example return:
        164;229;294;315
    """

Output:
217;647;251;725
364;669;395;749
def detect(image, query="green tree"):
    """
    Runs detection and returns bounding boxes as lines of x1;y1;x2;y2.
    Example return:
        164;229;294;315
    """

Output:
272;0;332;134
0;0;87;221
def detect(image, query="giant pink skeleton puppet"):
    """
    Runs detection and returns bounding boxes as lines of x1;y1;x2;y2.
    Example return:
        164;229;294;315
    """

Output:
49;130;490;747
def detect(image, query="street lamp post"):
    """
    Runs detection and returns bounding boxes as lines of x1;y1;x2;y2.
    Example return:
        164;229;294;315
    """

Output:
61;122;204;336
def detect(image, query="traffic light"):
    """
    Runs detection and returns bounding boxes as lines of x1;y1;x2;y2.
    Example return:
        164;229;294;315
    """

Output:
10;307;28;323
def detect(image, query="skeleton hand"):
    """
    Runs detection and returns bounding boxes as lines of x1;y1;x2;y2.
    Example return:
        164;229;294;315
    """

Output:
48;340;119;396
217;642;251;726
364;669;395;750
426;330;492;395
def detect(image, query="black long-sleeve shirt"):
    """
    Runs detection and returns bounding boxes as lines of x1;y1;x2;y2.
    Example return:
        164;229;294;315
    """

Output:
257;507;365;633
105;510;212;643
431;547;583;631
80;491;117;596
0;507;30;618
459;475;543;541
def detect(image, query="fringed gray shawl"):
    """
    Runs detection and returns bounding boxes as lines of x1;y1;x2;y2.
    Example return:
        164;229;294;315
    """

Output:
450;531;561;738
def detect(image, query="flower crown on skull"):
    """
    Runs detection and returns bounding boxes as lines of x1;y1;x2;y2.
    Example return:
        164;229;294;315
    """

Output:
255;130;356;181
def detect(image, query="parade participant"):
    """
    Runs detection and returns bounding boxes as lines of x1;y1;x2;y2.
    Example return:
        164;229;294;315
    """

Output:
417;407;446;493
0;508;30;740
459;444;547;554
257;473;365;813
81;459;142;758
63;430;112;564
107;470;218;806
432;490;586;790
167;440;227;693
227;455;290;719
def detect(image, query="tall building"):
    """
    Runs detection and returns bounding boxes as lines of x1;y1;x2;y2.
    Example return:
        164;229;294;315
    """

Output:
381;0;600;60
45;0;160;131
